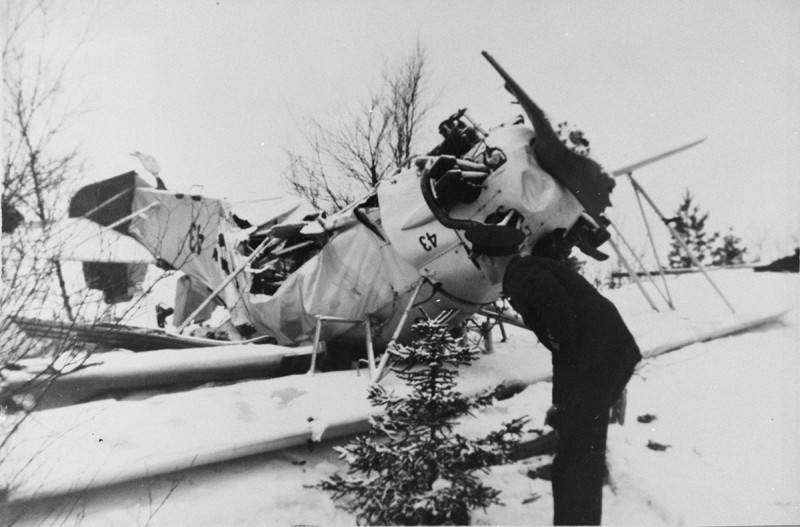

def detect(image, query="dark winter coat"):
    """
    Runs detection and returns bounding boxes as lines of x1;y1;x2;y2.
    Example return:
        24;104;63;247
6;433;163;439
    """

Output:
502;255;641;405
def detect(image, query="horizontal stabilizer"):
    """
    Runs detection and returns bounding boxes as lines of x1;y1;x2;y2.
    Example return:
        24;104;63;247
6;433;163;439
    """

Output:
46;217;156;264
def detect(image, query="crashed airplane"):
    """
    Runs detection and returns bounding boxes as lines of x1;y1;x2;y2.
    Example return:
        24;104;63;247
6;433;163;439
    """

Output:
16;52;704;378
8;52;792;502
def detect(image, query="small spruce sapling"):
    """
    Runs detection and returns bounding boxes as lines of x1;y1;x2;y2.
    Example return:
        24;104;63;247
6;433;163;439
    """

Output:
711;228;748;266
319;315;527;525
666;189;719;269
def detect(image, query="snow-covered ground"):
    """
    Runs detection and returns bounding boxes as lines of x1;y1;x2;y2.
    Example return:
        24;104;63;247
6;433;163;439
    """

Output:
3;269;798;526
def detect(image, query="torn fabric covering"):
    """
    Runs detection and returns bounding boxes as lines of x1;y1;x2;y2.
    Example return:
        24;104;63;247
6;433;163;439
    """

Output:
228;196;316;234
245;222;420;345
129;189;248;323
173;274;216;326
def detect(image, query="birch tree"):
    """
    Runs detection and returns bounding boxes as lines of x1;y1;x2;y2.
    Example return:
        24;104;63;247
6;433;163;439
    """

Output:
285;43;432;211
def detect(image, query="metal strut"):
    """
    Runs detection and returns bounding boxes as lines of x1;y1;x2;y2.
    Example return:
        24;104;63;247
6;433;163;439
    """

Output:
608;221;672;310
627;175;736;314
607;238;660;312
371;278;427;383
307;316;376;377
628;174;675;309
176;234;273;333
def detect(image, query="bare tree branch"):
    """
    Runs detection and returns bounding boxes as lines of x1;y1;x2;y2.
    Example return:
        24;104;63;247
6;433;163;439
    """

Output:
0;0;105;507
284;44;432;212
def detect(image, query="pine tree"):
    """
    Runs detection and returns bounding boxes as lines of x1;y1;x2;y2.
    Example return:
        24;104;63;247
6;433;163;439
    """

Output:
319;316;527;525
711;228;748;266
666;189;719;269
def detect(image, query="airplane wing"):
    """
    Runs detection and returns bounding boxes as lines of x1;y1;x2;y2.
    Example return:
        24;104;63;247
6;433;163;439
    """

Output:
610;138;707;177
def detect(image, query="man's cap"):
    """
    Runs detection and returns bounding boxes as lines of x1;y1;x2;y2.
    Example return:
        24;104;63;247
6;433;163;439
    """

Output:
465;224;525;257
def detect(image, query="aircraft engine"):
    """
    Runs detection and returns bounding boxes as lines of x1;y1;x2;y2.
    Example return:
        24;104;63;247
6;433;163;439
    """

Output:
379;119;584;307
379;54;616;307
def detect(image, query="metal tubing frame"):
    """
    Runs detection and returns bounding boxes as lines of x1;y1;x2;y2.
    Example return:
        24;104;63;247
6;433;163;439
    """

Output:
607;238;660;312
175;235;273;333
66;201;161;253
628;175;736;314
372;278;426;382
481;319;495;353
498;319;508;342
79;187;133;222
96;201;160;236
628;174;675;309
307;315;376;377
478;306;527;330
609;222;673;309
47;187;132;242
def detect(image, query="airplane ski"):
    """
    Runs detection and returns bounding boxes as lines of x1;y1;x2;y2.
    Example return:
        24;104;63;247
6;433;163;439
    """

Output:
0;308;789;503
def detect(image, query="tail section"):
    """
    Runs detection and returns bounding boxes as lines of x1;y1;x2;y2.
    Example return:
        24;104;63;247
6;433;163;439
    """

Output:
68;171;152;303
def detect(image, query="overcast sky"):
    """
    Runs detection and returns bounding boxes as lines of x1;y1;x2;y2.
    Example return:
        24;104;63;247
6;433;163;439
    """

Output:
34;0;800;253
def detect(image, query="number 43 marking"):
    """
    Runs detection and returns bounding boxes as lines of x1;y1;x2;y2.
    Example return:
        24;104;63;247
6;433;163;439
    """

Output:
188;222;205;255
419;232;437;252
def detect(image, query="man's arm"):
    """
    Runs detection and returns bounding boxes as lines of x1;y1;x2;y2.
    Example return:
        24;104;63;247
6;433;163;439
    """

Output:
503;257;577;353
